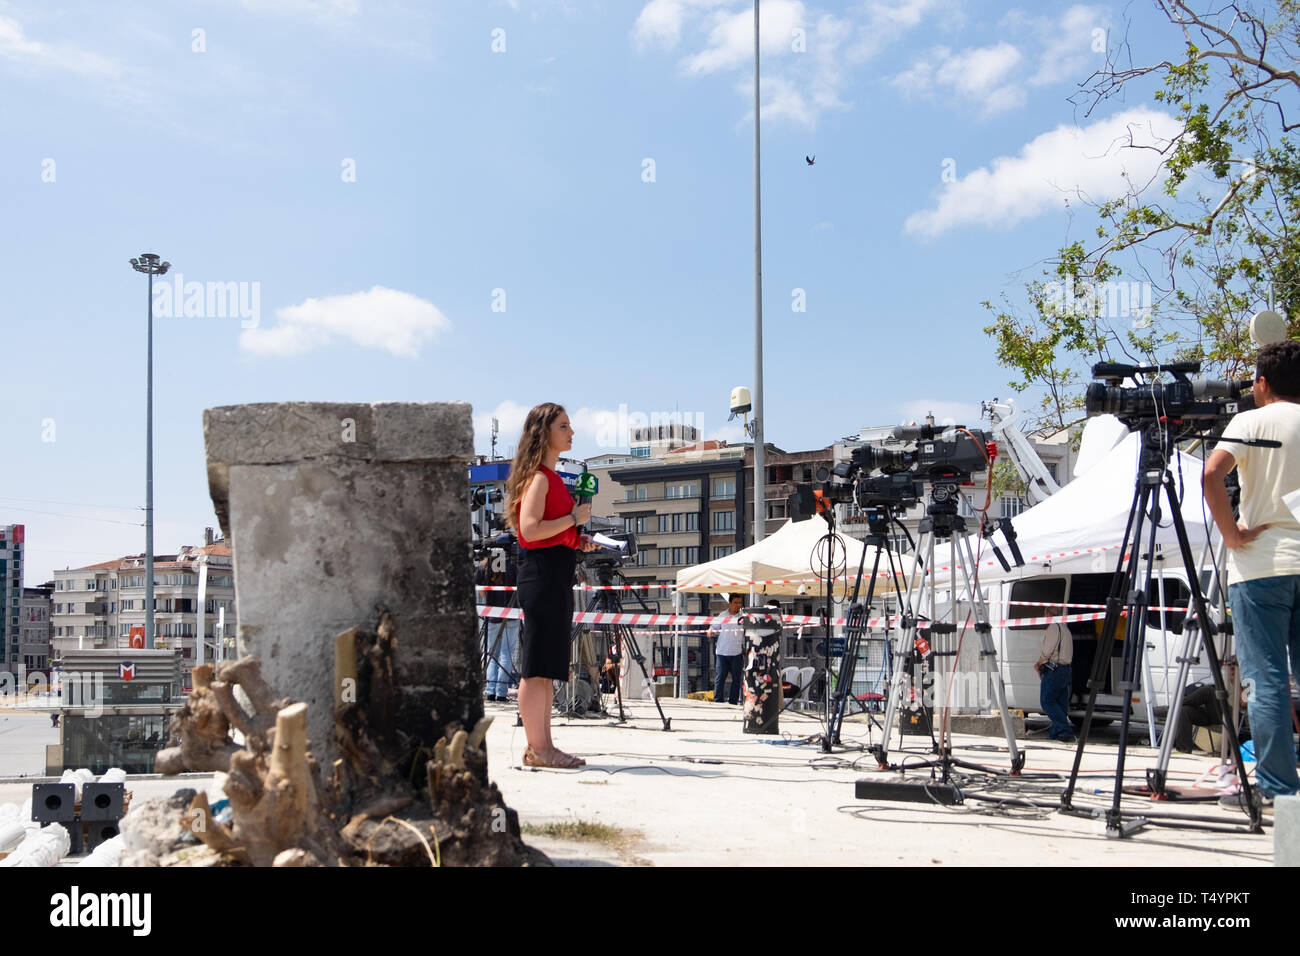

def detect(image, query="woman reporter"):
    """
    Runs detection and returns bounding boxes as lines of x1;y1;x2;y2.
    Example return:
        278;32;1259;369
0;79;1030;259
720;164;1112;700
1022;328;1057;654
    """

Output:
505;402;599;769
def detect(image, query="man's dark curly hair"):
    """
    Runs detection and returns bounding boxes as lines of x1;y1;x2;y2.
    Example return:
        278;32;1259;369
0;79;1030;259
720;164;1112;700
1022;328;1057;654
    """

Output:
1257;340;1300;398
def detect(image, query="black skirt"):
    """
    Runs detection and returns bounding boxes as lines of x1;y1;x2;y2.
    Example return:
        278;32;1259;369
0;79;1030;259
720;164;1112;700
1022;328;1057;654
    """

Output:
516;545;577;681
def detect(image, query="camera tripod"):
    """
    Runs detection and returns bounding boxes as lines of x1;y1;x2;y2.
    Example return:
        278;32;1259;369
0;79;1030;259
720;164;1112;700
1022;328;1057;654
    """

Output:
872;483;1026;776
478;589;519;696
571;560;672;731
824;505;913;751
1060;423;1263;835
1145;473;1241;798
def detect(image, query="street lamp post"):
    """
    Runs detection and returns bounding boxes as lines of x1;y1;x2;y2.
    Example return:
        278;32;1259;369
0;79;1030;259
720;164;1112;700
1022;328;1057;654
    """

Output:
752;0;766;552
129;252;169;651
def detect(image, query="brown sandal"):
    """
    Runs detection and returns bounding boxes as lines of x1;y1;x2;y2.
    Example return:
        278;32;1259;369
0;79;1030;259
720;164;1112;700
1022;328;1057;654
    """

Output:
523;746;586;769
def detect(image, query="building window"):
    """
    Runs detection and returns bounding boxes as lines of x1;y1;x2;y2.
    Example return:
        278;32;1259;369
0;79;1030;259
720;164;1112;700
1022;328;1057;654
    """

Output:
672;513;683;532
658;514;670;533
685;547;699;564
636;550;649;566
767;502;787;520
713;511;735;532
1000;496;1025;519
658;549;670;566
1046;462;1058;482
686;512;699;531
711;478;735;500
666;482;699;499
635;517;648;534
673;548;684;565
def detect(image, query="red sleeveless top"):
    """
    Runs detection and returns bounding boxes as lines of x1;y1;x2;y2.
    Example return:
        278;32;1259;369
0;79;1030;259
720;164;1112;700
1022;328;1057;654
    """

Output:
516;466;579;550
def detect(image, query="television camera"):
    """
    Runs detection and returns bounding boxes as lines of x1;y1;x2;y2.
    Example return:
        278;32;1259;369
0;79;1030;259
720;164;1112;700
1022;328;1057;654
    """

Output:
1084;361;1253;438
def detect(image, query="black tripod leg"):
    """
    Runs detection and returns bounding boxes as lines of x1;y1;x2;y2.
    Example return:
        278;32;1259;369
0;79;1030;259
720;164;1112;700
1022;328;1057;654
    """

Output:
1063;477;1147;811
828;550;881;750
1103;482;1161;836
1164;475;1263;832
618;623;672;730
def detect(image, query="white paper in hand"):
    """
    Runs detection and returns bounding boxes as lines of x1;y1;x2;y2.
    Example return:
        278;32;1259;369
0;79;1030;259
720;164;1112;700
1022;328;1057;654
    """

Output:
1283;488;1300;525
590;532;627;550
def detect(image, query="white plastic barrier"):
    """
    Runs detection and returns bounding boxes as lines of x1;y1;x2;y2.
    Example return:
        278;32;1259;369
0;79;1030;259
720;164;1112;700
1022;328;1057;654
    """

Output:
0;822;25;852
0;823;70;867
77;834;125;867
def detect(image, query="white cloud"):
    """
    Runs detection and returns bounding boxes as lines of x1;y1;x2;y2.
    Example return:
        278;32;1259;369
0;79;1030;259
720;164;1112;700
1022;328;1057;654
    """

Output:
903;106;1183;237
847;0;949;63
1014;4;1110;87
634;0;730;49
888;6;1109;117
473;400;533;457
682;0;805;75
239;286;450;358
473;401;630;459
705;422;748;444
893;41;1024;116
0;15;122;77
636;0;856;126
898;400;983;428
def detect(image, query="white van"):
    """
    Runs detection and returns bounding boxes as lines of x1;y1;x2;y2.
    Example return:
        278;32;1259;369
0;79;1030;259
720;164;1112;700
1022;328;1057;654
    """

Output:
988;570;1216;723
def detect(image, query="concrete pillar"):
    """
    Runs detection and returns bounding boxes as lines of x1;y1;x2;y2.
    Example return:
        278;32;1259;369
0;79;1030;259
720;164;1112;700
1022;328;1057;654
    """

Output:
1276;794;1300;866
204;402;477;768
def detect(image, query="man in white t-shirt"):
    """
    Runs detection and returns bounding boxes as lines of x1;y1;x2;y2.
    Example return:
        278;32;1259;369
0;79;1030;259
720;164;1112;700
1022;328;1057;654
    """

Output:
708;593;745;704
1203;340;1300;809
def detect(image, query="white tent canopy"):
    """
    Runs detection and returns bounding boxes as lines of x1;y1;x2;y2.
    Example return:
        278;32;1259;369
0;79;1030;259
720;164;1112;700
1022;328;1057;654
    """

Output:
675;517;881;596
940;428;1220;587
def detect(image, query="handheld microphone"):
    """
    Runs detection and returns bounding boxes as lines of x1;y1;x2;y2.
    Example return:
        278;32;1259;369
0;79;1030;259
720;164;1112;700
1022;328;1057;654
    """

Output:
574;469;598;534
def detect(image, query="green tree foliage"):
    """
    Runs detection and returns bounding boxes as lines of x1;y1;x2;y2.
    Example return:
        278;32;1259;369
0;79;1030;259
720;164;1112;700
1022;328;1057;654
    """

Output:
985;0;1300;433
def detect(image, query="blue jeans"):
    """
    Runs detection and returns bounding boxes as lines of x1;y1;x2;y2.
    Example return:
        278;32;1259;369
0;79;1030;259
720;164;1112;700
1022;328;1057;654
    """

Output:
1229;576;1300;797
485;619;520;698
1040;664;1074;740
715;653;743;704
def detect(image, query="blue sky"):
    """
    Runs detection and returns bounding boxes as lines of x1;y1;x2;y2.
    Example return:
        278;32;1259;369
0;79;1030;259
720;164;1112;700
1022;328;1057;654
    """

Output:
1;0;1186;583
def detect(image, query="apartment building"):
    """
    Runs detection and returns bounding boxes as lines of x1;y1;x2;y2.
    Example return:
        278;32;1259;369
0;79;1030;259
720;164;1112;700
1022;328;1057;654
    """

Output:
0;524;24;672
19;585;53;673
50;530;236;691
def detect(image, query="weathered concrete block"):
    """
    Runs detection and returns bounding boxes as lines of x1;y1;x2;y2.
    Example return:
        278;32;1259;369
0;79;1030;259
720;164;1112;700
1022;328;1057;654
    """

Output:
1275;794;1300;866
946;714;1026;738
204;402;477;767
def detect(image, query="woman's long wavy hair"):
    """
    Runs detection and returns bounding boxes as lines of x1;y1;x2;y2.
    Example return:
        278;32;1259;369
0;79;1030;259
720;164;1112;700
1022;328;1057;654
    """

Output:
505;402;566;534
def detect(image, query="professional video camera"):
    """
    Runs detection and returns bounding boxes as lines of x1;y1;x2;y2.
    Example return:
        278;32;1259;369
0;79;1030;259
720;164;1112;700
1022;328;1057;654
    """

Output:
473;531;518;567
787;424;990;524
851;423;992;479
1085;361;1252;436
578;528;638;568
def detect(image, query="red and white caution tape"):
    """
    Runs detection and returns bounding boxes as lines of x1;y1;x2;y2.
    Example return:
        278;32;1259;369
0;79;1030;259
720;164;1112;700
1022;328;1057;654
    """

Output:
477;605;1126;630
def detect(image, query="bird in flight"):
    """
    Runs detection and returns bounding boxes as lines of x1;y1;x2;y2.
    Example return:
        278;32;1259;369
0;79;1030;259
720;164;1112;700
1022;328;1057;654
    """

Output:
805;155;815;166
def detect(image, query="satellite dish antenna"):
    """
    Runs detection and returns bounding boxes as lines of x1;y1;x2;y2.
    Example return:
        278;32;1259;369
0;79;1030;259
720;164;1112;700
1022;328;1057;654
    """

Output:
1250;309;1287;345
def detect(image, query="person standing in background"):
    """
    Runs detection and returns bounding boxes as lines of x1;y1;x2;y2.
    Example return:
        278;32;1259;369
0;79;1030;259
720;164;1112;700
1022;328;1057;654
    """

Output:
1035;605;1075;743
709;593;745;705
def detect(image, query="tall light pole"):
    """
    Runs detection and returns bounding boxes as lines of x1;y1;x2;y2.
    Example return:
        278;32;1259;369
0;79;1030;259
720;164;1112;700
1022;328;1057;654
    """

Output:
752;0;766;548
129;252;169;650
